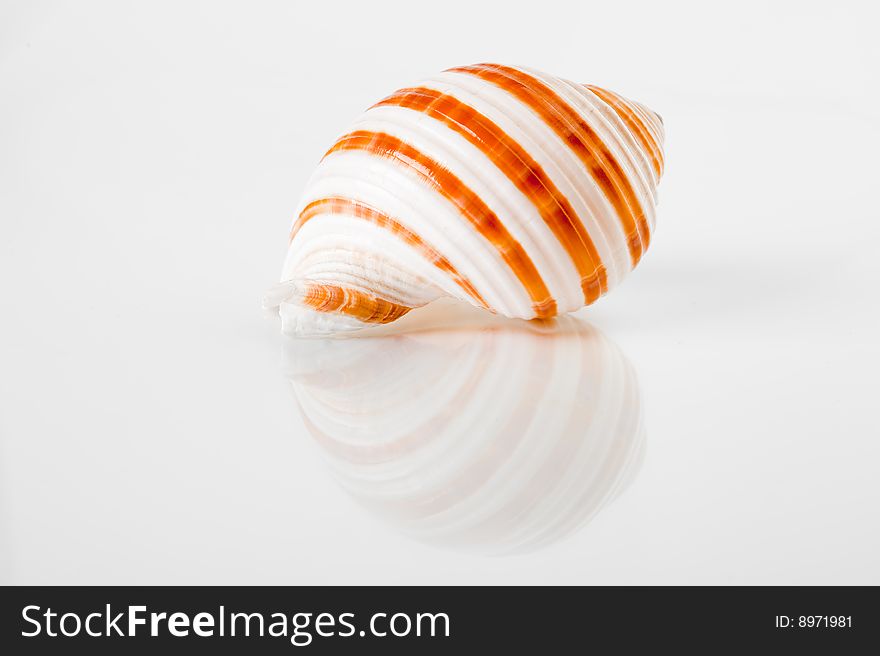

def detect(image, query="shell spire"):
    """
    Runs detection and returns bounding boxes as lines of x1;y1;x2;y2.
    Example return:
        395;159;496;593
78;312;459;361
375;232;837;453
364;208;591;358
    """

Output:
266;63;665;336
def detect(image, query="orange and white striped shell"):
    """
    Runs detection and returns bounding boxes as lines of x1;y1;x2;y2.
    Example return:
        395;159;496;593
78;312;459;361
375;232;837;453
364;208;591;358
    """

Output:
266;63;665;336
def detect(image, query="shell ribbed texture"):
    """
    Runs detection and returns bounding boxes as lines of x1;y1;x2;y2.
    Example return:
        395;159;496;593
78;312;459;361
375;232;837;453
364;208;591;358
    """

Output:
268;63;665;336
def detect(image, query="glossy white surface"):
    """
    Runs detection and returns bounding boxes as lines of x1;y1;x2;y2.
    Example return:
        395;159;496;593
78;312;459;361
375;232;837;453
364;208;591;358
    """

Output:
1;0;879;584
287;310;644;556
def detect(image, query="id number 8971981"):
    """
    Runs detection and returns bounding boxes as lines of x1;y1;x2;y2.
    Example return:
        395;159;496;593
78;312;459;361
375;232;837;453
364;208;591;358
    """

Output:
775;616;852;628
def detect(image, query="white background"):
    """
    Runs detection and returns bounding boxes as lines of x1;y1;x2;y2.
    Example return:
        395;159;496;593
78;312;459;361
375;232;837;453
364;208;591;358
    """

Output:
1;0;879;584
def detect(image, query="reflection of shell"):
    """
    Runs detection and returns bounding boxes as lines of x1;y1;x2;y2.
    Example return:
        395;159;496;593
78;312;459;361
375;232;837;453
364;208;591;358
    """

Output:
266;63;665;336
285;317;644;555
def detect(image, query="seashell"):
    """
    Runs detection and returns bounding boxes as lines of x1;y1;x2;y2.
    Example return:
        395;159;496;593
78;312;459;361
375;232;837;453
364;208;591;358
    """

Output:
266;63;665;336
284;315;645;554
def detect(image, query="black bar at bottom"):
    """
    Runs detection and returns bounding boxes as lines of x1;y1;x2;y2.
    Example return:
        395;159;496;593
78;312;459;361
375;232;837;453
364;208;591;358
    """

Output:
1;586;876;653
